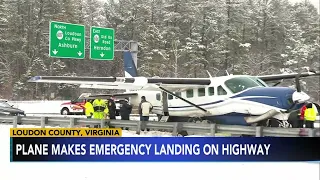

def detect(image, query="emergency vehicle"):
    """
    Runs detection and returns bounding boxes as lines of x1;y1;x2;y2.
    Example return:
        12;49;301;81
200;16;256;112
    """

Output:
60;93;121;115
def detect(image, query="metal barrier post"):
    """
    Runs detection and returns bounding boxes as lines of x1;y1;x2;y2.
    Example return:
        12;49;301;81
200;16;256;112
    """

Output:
136;121;142;135
40;117;48;128
210;124;216;136
12;116;22;128
308;128;315;137
255;126;263;137
100;119;106;128
13;116;18;128
172;122;179;136
69;118;75;127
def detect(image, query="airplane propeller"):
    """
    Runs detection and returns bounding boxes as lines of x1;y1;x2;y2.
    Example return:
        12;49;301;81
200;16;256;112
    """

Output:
286;73;302;112
295;73;301;92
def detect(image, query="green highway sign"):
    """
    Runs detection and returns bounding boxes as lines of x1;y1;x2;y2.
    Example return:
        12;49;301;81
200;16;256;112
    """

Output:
90;26;114;60
49;21;85;59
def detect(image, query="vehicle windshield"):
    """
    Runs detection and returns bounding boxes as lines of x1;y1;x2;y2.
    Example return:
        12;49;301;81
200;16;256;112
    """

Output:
0;102;11;108
224;76;266;94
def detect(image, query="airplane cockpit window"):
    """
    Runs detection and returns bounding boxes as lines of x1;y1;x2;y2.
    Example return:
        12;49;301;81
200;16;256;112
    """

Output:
186;89;193;98
156;93;161;101
208;87;214;96
168;94;173;100
224;77;264;94
198;88;205;97
217;86;227;95
249;76;268;87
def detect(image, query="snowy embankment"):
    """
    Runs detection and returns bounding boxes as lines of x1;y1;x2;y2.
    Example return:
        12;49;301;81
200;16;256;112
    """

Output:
0;124;319;180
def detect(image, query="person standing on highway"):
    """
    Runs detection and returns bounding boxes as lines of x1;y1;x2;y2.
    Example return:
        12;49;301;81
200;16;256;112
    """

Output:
139;96;153;121
84;99;94;119
120;97;132;120
107;95;117;120
298;104;307;128
92;98;106;120
304;103;318;128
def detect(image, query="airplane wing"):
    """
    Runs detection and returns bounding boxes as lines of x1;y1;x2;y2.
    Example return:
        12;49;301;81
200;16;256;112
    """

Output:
28;76;211;92
28;71;320;91
257;71;320;82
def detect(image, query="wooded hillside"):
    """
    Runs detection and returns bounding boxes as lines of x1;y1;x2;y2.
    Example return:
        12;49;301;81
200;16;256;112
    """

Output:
0;0;319;101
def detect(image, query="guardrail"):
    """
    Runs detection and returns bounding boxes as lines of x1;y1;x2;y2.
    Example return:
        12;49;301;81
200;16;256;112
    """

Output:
1;116;319;137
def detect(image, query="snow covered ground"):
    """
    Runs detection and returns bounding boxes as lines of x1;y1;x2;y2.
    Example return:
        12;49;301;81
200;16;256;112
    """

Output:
1;124;319;180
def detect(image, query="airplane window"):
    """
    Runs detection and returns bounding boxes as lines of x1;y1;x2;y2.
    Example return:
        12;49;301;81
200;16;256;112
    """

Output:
156;93;161;101
208;87;214;96
224;77;264;94
175;92;181;99
198;88;205;97
168;94;173;100
186;89;193;98
249;77;268;87
218;86;227;95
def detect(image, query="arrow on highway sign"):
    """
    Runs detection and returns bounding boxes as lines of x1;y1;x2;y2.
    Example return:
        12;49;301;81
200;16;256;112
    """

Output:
78;51;82;56
100;52;104;57
52;49;58;55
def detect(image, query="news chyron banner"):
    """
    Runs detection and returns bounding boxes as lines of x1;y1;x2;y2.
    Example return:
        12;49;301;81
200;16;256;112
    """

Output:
10;128;320;162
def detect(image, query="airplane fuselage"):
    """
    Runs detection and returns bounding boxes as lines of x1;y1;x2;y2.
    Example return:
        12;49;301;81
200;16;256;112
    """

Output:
125;76;308;126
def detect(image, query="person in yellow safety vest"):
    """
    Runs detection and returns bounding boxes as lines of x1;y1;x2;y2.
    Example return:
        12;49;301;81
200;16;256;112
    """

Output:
304;103;318;128
84;99;94;118
92;99;107;120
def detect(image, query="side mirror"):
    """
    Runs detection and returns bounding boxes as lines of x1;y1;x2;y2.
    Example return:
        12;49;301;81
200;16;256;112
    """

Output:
71;100;76;104
11;105;14;107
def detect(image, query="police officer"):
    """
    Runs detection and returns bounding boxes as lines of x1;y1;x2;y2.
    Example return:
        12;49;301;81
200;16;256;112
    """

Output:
107;95;117;120
84;99;94;118
92;98;106;120
120;97;132;120
304;103;318;128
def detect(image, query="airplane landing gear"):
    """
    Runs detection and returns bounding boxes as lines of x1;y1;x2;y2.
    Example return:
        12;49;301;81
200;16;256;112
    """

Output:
177;117;211;136
187;116;204;123
267;118;292;128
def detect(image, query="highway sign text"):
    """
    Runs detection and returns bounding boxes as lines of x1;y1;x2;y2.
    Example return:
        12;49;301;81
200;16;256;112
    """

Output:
90;26;114;60
49;21;85;59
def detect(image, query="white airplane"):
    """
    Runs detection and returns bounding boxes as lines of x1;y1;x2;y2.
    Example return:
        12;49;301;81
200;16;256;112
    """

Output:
28;52;320;128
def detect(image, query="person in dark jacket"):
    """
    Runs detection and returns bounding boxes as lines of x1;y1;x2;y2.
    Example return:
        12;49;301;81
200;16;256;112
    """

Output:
120;97;132;120
107;95;117;119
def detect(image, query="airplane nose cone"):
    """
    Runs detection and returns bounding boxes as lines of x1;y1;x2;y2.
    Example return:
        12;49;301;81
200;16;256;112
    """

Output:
292;91;310;103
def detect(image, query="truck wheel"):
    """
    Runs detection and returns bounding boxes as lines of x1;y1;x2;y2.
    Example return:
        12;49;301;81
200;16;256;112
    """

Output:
61;108;69;115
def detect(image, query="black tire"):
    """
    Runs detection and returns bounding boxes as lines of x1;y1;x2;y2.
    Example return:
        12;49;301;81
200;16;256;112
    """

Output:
60;108;70;115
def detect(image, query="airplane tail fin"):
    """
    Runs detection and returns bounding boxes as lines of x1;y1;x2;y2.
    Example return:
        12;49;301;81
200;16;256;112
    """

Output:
123;51;138;93
123;51;138;78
